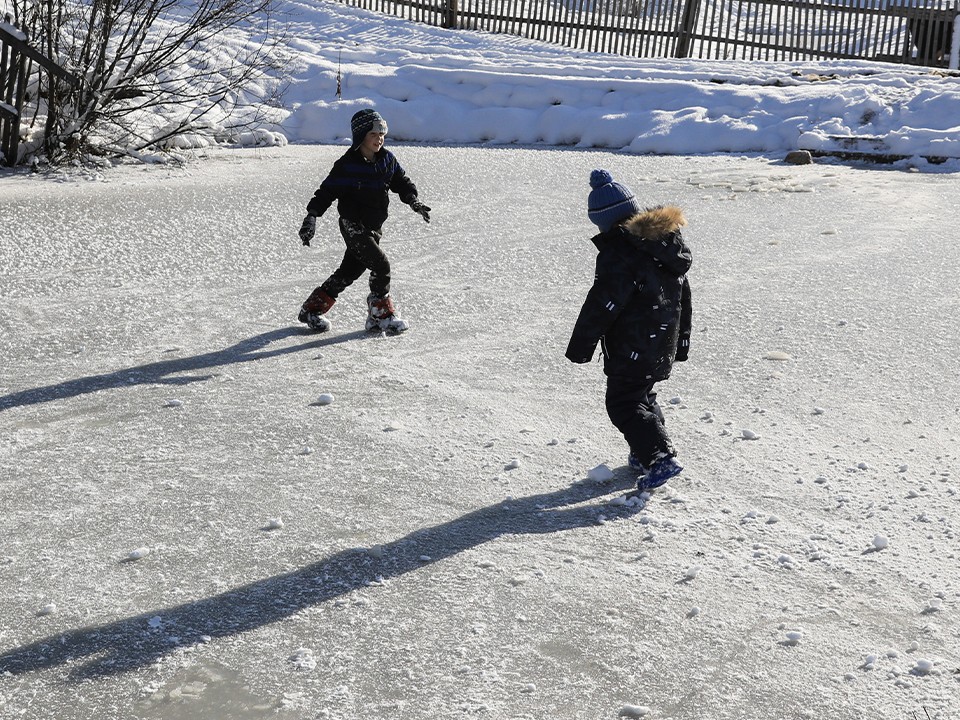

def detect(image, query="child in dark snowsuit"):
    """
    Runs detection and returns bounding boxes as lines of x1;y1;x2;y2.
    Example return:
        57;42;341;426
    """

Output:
566;169;693;490
297;109;431;333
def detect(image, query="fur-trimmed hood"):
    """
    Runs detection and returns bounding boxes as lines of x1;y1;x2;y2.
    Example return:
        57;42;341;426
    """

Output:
623;205;687;240
621;204;692;277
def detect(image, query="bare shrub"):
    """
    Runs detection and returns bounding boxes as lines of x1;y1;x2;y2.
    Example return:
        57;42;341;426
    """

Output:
7;0;285;164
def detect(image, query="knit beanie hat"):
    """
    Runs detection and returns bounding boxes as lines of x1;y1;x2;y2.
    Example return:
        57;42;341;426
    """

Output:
587;169;642;232
351;109;388;146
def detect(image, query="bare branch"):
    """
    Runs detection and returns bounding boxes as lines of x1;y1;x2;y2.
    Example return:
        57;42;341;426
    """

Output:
11;0;285;164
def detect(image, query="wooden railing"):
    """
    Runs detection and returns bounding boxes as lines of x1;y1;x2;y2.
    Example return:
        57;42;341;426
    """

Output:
1;15;77;167
334;0;959;68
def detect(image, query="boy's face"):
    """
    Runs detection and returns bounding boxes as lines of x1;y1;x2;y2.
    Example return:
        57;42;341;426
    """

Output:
361;131;385;155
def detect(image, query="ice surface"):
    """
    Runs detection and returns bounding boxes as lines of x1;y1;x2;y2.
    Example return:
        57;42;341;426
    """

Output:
1;144;958;719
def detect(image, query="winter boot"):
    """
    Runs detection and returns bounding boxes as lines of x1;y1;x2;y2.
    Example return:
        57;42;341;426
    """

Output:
640;455;683;490
299;288;336;332
366;293;409;334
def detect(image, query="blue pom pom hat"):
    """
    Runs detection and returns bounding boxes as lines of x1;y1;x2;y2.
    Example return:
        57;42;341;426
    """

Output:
587;169;642;232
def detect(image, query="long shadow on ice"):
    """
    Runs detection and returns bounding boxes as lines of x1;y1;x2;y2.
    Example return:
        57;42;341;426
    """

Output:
0;327;366;412
0;478;641;679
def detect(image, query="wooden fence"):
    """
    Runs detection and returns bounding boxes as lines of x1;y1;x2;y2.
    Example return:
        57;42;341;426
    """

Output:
333;0;959;67
1;15;76;167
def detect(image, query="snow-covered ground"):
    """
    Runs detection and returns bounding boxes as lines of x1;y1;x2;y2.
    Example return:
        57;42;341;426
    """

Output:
2;143;959;719
2;1;960;718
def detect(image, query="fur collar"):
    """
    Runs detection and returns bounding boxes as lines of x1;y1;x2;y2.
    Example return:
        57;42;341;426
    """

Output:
622;205;687;241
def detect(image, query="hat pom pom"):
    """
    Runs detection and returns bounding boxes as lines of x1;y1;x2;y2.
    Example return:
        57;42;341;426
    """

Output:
589;169;613;189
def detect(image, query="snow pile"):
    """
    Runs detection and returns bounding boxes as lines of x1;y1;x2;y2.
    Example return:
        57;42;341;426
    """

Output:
266;1;960;161
4;0;960;162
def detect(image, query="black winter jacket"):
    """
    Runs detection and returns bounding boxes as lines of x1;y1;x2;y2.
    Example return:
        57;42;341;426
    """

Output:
566;206;693;380
306;147;418;231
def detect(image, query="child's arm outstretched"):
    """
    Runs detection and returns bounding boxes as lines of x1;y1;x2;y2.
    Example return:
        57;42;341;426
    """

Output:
391;161;431;223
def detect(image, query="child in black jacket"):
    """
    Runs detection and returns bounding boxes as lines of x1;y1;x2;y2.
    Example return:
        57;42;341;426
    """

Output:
297;109;431;333
566;169;692;491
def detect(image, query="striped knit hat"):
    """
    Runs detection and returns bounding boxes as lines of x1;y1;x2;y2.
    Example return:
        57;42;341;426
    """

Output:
587;169;642;232
351;109;388;147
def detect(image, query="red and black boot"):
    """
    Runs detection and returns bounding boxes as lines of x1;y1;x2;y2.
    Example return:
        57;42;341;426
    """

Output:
365;293;409;334
298;288;336;332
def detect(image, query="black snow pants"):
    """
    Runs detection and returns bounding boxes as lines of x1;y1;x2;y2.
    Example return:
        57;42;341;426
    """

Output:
605;375;676;467
319;218;391;299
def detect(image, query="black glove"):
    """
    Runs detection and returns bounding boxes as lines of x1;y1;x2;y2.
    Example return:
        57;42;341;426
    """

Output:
299;214;316;246
675;338;690;362
410;199;431;223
